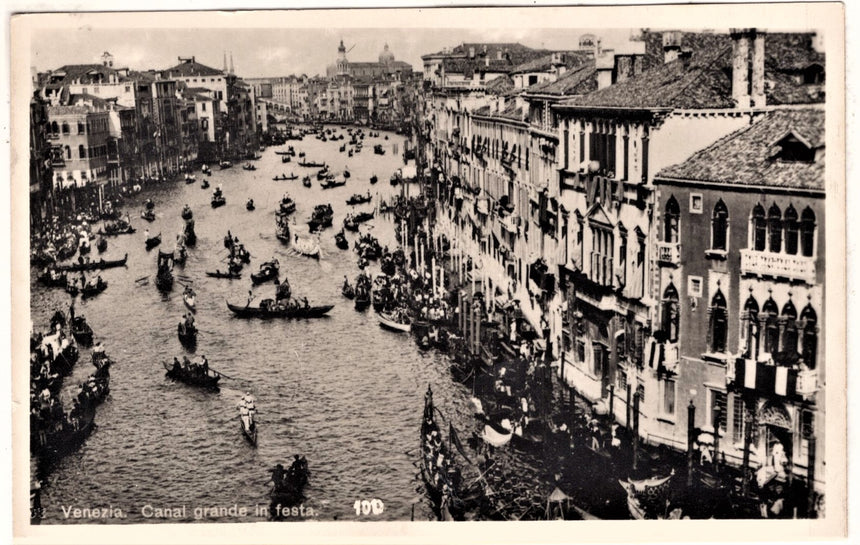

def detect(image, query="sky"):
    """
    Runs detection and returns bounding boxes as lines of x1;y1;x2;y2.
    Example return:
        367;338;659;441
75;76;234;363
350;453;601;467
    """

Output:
30;27;639;79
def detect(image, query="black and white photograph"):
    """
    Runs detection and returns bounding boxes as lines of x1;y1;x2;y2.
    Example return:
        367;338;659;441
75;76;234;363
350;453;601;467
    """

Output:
8;2;847;543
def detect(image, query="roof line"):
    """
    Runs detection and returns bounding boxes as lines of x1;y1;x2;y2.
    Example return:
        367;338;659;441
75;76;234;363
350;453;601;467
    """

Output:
654;175;825;196
668;45;733;107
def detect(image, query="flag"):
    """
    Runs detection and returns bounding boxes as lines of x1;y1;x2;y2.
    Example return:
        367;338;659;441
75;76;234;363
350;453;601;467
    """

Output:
449;422;473;466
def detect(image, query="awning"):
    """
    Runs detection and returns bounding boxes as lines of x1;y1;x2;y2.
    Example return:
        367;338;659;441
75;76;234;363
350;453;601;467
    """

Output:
481;425;513;447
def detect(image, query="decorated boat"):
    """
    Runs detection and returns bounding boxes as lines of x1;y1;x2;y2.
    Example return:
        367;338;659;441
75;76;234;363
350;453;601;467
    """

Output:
183;286;196;311
155;251;174;292
379;309;411;333
320;178;346;190
619;474;676;520
292;235;321;258
80;277;108;299
279;195;296;215
346;192;372;206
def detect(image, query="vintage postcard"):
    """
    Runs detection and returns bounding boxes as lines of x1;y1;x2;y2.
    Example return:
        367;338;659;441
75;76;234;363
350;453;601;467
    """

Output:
8;2;847;543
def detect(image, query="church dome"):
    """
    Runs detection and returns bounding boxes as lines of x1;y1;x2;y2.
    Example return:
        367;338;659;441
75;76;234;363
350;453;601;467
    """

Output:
378;43;395;64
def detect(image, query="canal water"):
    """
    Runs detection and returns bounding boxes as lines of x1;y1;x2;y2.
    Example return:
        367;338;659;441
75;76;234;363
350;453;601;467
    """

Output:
30;129;501;523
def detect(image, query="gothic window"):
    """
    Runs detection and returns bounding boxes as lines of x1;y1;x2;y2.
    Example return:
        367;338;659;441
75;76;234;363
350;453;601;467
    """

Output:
61;122;70;135
743;295;760;358
768;203;783;253
78;145;86;159
711;199;729;250
64;145;71;159
664;196;680;243
709;290;728;353
50;121;59;134
801;304;818;369
661;283;679;343
781;301;798;355
801;207;816;257
752;204;766;251
784;205;799;255
762;297;780;354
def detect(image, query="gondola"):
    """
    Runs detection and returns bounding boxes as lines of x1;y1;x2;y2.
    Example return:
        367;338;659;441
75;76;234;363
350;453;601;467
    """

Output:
370;175;378;185
419;386;471;521
183;287;196;312
156;270;173;292
275;213;291;243
346;193;372;206
32;407;96;461
374;144;385;155
226;300;334;319
251;260;280;285
302;176;312;188
335;230;349;250
273;174;298;181
184;220;197;246
145;233;162;250
211;194;226;208
219;160;233;169
206;270;242;279
298;160;325;168
242;164;257;171
279;196;296;215
201;165;212;175
201;179;210;189
181;206;193;220
320;179;346;190
177;320;197;347
141;209;156;222
70;316;94;346
185;175;196;184
274;150;291;155
98;220;136;237
162;360;220;390
354;290;371;311
246;199;256;211
56;253;128;272
268;457;310;520
81;278;108;299
379;310;411;333
239;409;257;446
343;170;351;179
281;156;292;163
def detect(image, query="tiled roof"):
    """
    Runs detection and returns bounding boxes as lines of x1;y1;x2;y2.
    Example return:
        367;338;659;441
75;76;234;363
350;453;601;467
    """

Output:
485;74;514;95
48;64;125;82
510;51;591;75
558;32;824;110
473;102;526;123
525;60;597;96
163;60;224;78
656;107;824;190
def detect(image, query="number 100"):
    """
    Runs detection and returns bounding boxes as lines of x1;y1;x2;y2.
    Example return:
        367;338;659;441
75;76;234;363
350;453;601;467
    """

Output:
354;499;384;516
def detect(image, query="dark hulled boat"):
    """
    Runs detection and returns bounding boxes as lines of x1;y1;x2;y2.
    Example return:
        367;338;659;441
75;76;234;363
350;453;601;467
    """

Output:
80;278;108;299
55;254;128;272
211;195;226;208
226;300;334;319
177;320;197;347
145;233;162;250
346;193;372;206
163;360;220;390
251;260;280;285
335;230;349;250
70;316;93;346
206;270;241;279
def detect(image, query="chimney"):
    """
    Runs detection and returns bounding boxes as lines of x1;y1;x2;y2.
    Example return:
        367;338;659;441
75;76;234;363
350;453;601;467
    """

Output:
731;28;765;108
662;30;683;63
596;49;615;90
751;30;766;107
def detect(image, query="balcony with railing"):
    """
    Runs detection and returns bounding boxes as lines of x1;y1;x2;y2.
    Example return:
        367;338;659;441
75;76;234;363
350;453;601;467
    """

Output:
739;248;816;284
656;241;680;266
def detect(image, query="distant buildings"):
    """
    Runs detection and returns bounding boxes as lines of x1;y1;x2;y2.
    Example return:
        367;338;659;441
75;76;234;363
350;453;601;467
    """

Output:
31;51;259;217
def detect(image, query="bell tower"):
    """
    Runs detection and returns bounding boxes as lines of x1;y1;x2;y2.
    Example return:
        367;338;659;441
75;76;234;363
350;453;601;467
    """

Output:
336;39;348;76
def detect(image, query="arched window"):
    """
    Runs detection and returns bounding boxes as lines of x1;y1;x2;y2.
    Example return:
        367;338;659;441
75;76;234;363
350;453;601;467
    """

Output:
50;121;59;134
712;199;728;250
61;122;70;135
78;145;86;159
784;205;799;255
781;300;798;355
752;204;766;251
77;121;85;134
661;283;679;342
801;304;818;369
768;203;782;253
800;207;816;257
709;290;728;353
743;295;760;358
762;297;780;354
64;145;71;159
664;196;680;243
